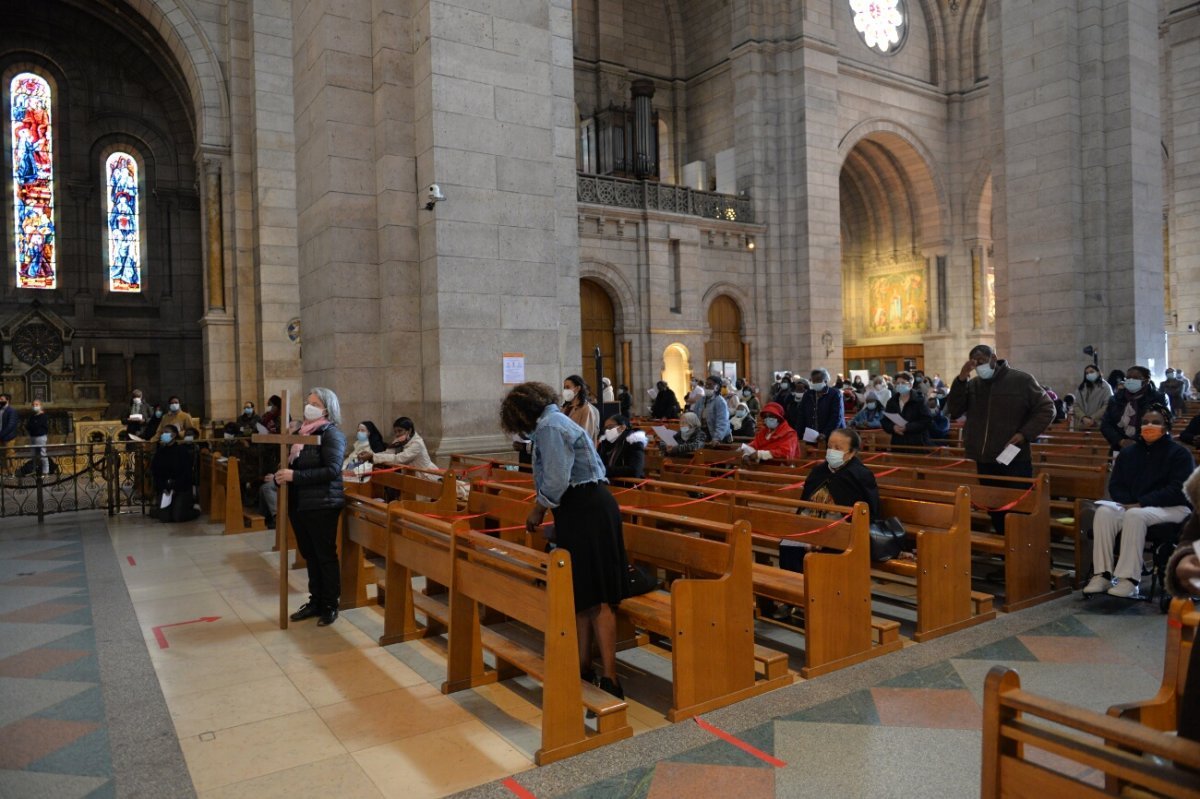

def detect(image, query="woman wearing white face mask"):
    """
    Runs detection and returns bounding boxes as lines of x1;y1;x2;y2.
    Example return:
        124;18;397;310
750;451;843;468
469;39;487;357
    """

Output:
342;420;386;482
661;411;708;457
730;402;756;439
275;388;346;627
881;372;933;450
597;415;647;479
1100;365;1169;451
562;375;600;443
1073;365;1113;429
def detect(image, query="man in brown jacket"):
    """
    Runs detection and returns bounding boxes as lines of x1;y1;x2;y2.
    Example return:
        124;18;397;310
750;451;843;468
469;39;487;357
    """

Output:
945;344;1056;533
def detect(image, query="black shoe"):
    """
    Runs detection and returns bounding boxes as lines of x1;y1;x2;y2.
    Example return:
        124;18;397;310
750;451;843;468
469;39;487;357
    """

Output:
317;607;339;626
289;602;321;622
597;676;624;699
581;667;598;686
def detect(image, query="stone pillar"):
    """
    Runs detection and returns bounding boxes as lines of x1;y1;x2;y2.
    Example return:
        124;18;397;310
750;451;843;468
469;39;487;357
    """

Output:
413;0;580;452
1165;5;1200;371
203;158;225;312
990;0;1164;390
198;153;236;420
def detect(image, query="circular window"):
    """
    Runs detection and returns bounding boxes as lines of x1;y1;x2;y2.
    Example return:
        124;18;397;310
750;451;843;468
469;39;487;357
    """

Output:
850;0;907;54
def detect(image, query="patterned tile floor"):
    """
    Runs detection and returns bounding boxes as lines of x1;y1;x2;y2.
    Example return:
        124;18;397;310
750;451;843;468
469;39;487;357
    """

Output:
0;511;1176;799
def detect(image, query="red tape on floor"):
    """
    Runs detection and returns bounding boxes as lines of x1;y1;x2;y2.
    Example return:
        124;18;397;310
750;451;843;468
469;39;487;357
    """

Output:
694;716;787;767
502;776;537;799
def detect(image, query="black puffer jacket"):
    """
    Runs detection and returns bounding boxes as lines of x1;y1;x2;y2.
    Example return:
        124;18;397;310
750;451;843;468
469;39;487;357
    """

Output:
288;423;346;511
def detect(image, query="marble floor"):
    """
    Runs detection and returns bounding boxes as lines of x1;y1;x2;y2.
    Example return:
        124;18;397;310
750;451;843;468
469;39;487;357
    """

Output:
1;510;1176;798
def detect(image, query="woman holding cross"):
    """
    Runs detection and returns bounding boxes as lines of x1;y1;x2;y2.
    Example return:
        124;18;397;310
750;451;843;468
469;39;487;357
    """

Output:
275;387;346;626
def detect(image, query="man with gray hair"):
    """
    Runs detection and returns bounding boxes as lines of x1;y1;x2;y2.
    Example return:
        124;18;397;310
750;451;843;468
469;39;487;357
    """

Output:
946;344;1055;533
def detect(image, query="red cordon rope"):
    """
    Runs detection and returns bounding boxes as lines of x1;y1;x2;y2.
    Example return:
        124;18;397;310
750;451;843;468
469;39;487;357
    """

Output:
610;479;653;496
619;490;730;511
971;482;1036;513
931;458;968;470
874;467;902;478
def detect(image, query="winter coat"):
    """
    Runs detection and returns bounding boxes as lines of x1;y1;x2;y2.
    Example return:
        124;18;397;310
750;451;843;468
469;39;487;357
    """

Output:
598;429;647;479
945;360;1055;464
1100;386;1171;450
881;394;932;449
287;423;346;512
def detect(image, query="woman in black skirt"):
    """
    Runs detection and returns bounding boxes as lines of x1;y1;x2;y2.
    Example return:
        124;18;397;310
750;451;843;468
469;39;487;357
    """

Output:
500;382;628;699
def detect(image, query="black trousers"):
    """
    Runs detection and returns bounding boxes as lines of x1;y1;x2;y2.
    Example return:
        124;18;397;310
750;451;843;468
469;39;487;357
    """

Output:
975;459;1033;535
289;506;342;610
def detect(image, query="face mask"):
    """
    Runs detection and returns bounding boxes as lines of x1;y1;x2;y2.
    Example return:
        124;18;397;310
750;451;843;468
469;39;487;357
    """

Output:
357;431;369;443
1124;378;1143;393
896;384;911;396
223;433;235;440
780;383;792;393
1085;372;1099;383
169;403;180;413
810;382;826;392
32;405;42;413
704;388;716;398
267;404;276;412
720;386;729;396
825;449;845;468
155;410;163;418
160;432;173;444
866;402;877;410
735;408;748;418
975;362;995;380
742;390;751;398
679;425;692;437
603;427;621;444
562;388;575;403
244;407;254;416
303;403;324;421
1141;425;1164;444
793;391;805;400
183;435;195;442
765;417;779;430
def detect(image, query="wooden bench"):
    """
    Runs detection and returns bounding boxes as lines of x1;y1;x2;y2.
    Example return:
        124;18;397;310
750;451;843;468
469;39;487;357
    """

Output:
615;511;793;718
208;455;268;534
1108;598;1198;732
443;523;633;764
982;665;1200;798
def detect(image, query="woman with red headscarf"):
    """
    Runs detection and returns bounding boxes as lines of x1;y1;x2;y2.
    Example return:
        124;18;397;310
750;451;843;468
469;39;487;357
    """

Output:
740;401;799;463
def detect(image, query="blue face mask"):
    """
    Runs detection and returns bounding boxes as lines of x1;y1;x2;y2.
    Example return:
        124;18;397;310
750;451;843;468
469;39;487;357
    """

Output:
160;432;173;444
357;431;369;443
825;449;845;468
896;384;911;396
1124;378;1143;393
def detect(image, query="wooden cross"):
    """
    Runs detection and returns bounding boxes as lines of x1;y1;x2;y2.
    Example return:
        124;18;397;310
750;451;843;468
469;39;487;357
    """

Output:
251;390;320;630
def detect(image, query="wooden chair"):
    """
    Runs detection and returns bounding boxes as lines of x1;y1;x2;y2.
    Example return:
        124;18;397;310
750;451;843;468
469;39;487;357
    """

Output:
982;665;1200;798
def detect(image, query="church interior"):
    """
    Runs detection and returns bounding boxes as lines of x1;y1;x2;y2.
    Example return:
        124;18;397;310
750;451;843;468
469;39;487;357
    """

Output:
2;0;1200;797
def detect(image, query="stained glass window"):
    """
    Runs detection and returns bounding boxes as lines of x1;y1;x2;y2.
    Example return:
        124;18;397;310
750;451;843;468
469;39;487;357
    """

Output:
106;152;141;292
850;0;906;54
10;73;56;290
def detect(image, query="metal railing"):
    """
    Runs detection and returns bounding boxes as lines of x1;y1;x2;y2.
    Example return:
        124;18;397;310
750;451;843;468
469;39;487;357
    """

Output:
0;440;153;520
577;173;755;224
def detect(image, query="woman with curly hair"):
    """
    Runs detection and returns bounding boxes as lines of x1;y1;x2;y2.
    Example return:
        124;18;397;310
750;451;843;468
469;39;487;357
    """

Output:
500;381;628;700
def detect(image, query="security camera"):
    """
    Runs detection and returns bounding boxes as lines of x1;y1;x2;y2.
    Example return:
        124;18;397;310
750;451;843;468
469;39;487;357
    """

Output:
424;184;445;211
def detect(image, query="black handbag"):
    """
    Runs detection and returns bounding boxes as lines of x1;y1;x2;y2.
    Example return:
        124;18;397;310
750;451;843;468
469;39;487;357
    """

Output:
868;517;907;562
623;563;658;597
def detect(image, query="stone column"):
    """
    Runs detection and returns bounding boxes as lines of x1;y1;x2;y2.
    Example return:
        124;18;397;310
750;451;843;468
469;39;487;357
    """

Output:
203;158;225;312
990;0;1164;390
198;153;237;420
1165;5;1200;371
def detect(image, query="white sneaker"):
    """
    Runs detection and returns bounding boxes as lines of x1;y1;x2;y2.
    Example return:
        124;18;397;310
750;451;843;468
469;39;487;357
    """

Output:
1082;575;1112;595
1107;578;1140;599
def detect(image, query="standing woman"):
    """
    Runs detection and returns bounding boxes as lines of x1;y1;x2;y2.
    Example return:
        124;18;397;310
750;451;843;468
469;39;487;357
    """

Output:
1073;364;1113;429
501;382;628;699
276;388;346;627
562;375;600;442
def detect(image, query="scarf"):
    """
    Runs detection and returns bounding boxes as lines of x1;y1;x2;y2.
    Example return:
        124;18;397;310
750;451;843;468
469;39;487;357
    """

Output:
290;418;326;463
1119;399;1137;439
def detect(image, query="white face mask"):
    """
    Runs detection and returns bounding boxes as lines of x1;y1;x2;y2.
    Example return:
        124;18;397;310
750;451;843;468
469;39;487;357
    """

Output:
562;388;575;403
168;403;180;412
975;361;996;381
603;427;621;444
825;449;846;468
764;417;779;430
183;435;195;442
303;403;324;421
679;425;692;437
1123;378;1143;393
735;408;748;418
810;382;826;392
1085;372;1099;383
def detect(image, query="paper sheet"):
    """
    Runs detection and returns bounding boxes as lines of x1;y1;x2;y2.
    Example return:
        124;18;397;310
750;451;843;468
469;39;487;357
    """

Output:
995;443;1022;465
652;426;678;446
127;434;144;442
646;388;659;400
256;422;269;434
127;414;143;422
883;412;907;428
802;427;820;444
160;490;173;509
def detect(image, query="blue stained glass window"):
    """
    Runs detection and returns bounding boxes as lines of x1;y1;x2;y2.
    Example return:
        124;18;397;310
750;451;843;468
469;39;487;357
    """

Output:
106;152;141;292
10;72;56;290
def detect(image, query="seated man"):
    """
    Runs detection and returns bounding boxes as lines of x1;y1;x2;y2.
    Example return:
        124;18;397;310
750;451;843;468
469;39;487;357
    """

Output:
1085;406;1194;598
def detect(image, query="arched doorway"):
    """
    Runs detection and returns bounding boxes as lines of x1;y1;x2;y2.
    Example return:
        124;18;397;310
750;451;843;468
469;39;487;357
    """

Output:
662;343;690;400
705;295;744;378
580;278;617;388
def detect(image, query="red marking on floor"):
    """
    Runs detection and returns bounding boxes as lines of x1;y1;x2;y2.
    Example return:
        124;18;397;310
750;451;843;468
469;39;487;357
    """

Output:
151;616;221;649
126;556;137;566
694;717;787;767
502;777;537;799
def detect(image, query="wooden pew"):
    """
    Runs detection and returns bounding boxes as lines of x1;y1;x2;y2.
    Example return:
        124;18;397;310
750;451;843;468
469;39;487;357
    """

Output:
615;511;793;718
1108;598;1198;732
981;665;1200;799
339;472;458;609
208;455;267;534
198;449;214;517
444;523;633;764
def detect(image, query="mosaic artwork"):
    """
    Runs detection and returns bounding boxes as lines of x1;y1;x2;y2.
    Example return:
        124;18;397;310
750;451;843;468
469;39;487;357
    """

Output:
106;153;141;292
11;73;56;290
867;269;927;334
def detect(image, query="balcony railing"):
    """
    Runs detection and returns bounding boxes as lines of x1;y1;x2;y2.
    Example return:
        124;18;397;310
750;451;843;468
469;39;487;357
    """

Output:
577;173;754;224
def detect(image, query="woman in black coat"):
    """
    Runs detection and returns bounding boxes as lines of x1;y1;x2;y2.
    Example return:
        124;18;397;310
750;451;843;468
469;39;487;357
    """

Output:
597;415;647;479
151;425;198;522
880;372;933;450
650;381;681;419
275;387;346;627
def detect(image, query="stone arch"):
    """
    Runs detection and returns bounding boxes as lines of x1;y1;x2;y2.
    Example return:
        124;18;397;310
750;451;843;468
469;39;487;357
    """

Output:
122;0;229;151
580;258;639;335
960;0;989;86
839;119;949;250
964;158;993;241
701;283;752;333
